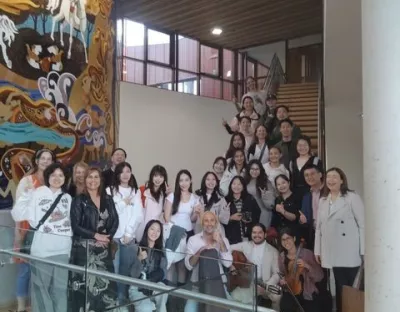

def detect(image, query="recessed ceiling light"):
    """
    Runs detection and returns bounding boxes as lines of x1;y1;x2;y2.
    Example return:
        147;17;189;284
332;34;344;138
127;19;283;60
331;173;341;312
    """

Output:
211;27;222;36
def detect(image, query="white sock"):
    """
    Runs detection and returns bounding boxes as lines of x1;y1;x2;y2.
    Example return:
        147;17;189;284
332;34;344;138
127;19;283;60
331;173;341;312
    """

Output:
17;296;26;311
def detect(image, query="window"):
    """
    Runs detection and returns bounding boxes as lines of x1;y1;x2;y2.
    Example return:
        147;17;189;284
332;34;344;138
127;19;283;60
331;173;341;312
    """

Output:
147;64;173;88
147;29;170;64
223;82;234;101
247;61;255;77
178;71;198;95
200;45;218;76
123;59;144;85
200;76;221;98
123;20;145;60
117;18;271;100
223;49;234;81
178;36;199;72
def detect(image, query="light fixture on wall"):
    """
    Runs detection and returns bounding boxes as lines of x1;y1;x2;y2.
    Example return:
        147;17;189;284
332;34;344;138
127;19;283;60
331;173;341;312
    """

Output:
211;27;222;35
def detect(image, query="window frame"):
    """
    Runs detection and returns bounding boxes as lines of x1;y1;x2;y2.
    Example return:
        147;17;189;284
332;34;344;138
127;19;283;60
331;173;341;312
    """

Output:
118;17;270;100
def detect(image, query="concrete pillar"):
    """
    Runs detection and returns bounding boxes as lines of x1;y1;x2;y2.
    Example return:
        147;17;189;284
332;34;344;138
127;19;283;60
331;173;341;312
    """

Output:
362;0;400;310
324;0;363;195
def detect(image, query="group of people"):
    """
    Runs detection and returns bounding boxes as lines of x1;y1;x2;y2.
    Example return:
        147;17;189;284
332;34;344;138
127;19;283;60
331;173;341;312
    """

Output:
9;75;364;312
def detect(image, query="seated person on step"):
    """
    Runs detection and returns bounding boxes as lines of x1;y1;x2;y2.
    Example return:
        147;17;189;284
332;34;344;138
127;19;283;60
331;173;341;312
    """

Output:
230;223;281;311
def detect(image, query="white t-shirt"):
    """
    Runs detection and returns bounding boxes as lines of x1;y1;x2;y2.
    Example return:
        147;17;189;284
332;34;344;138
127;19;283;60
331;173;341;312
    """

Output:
263;163;290;189
166;193;198;231
250;241;267;279
249;143;269;165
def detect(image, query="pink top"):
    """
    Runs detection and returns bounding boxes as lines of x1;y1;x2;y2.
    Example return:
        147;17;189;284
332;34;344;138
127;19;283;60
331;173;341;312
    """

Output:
135;188;164;242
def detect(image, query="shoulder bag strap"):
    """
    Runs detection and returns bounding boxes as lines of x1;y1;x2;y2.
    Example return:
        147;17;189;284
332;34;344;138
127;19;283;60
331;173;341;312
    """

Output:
33;193;64;231
258;143;268;162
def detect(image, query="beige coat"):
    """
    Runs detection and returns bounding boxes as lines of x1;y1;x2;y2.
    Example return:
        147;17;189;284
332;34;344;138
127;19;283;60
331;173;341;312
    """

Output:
314;192;365;268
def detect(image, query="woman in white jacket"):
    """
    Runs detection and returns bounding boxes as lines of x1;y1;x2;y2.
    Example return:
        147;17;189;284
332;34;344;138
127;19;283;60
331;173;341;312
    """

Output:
194;171;230;235
106;161;143;304
314;167;365;312
220;148;247;196
11;163;72;312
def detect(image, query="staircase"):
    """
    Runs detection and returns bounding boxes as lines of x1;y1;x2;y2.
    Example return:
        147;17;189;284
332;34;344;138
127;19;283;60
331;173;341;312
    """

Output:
276;82;319;152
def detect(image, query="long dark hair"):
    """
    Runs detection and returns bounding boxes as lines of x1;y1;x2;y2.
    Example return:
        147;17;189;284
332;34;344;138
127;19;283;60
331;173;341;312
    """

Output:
296;135;312;156
321;167;353;197
31;148;56;174
196;171;222;210
244;159;269;196
228;148;247;174
226;132;246;160
172;169;193;215
226;176;248;201
274;174;291;191
139;220;164;251
112;162;138;196
278;227;299;270
146;165;168;203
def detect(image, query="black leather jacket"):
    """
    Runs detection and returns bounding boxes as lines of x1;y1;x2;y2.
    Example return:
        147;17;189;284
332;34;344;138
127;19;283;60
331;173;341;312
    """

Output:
71;193;119;239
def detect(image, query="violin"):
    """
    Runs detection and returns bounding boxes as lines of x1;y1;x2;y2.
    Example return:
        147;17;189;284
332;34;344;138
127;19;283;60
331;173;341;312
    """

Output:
285;239;305;296
227;250;252;292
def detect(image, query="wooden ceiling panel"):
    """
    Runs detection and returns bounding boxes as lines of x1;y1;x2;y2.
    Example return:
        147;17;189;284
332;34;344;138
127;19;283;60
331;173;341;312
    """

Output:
116;0;323;49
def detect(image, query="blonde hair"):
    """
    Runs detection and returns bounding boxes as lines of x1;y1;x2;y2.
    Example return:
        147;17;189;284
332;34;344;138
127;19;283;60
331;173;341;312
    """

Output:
73;161;89;184
200;211;220;230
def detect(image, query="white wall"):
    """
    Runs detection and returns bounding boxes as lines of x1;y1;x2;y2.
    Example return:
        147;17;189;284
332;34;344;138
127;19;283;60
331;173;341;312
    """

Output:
324;0;363;195
243;34;323;72
118;82;237;188
288;34;323;49
244;41;286;70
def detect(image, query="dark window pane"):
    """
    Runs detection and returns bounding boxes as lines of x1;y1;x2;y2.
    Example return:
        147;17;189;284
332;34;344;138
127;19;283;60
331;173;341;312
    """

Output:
124;59;144;84
257;64;268;77
238;82;243;99
148;29;170;64
247;61;255;77
238;53;243;80
178;36;199;72
201;45;218;76
116;57;122;81
123;20;145;60
223;49;234;81
178;71;198;95
223;82;234;101
200;76;221;99
147;64;173;89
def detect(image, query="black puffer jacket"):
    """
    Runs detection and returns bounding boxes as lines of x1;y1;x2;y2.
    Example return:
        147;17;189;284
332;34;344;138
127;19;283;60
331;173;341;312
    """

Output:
71;193;119;239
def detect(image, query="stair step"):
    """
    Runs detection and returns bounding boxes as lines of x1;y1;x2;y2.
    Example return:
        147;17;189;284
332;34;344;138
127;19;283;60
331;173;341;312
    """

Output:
290;115;318;121
278;89;319;95
288;111;317;116
281;102;318;107
277;97;318;103
277;92;318;101
289;107;317;113
280;82;318;87
300;126;318;132
278;85;318;91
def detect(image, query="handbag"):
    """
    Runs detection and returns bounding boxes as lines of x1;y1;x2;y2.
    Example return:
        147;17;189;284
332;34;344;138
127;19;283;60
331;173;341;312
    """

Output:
342;264;364;312
20;193;64;255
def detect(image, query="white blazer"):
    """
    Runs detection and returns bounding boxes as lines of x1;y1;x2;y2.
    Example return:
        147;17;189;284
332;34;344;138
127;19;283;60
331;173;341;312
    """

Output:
314;192;365;269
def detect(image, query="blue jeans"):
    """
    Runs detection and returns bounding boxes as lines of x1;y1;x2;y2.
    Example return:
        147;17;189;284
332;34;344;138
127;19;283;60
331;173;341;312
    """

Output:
113;239;138;302
16;262;30;298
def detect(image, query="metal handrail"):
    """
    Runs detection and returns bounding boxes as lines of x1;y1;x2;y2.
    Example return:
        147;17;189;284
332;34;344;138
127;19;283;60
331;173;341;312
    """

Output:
263;53;286;94
0;249;273;312
317;75;326;163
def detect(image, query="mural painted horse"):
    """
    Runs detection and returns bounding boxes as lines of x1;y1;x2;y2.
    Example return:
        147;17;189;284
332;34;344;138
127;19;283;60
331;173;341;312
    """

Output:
49;0;88;63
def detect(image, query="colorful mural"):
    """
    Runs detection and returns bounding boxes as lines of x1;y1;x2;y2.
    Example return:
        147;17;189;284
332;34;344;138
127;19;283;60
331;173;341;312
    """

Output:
0;0;116;209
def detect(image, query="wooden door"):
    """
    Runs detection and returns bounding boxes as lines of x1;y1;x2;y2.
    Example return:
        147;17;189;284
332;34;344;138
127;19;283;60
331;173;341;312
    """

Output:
286;44;322;83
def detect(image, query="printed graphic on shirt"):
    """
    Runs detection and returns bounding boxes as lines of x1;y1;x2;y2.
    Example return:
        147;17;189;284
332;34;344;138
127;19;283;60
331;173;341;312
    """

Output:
37;195;71;235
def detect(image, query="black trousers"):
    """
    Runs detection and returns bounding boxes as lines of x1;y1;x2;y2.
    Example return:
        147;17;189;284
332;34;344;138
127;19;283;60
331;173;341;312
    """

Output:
280;291;319;312
332;266;359;312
